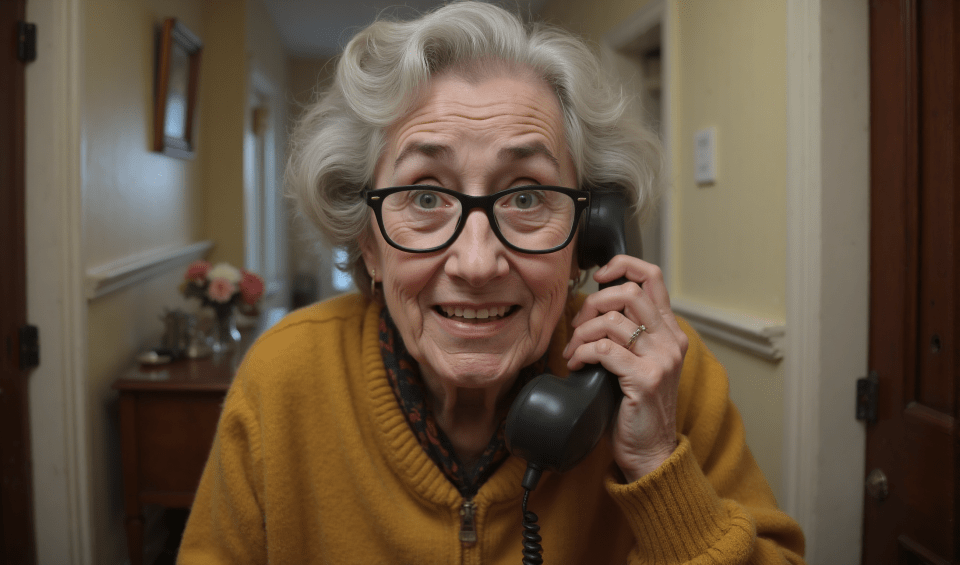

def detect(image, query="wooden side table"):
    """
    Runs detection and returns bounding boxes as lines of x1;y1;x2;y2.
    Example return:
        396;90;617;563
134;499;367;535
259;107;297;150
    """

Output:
113;330;258;565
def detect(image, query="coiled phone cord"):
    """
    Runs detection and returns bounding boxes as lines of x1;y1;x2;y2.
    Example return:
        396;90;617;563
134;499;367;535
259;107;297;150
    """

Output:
520;489;543;564
519;464;544;564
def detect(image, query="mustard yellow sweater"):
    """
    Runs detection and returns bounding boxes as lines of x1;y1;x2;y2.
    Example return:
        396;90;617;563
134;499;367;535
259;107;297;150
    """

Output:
178;294;805;564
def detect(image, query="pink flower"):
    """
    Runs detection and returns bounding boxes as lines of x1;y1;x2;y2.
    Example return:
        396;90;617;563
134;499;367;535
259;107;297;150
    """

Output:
239;271;265;305
207;277;236;303
185;260;211;282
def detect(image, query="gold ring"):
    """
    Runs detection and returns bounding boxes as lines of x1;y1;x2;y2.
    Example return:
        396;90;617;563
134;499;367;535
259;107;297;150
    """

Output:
625;325;646;350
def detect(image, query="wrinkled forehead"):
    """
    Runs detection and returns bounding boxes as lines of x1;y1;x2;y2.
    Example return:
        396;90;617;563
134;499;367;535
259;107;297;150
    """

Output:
377;70;569;180
399;58;561;124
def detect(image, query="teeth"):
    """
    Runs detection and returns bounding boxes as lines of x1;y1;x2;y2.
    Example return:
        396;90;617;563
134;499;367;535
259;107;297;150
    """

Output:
440;306;511;320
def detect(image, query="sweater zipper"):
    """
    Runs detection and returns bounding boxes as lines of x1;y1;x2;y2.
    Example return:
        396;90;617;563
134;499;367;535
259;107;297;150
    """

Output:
459;498;477;547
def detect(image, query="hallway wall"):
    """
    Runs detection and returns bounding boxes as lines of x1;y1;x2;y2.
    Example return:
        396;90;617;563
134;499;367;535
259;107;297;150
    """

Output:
539;0;788;500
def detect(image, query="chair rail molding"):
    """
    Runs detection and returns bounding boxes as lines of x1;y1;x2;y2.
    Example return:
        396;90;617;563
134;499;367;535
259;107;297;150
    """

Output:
85;240;214;300
670;298;785;362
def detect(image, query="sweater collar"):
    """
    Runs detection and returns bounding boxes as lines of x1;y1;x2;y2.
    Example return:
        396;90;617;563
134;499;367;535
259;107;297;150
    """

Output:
360;295;581;507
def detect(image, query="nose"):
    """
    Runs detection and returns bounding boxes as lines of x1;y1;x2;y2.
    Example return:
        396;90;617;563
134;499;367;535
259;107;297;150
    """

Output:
444;208;509;286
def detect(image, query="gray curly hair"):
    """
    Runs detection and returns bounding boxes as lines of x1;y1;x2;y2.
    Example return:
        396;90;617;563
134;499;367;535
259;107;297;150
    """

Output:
287;1;662;297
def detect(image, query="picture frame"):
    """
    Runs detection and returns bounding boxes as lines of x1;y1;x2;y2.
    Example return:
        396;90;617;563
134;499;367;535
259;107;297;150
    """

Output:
153;18;202;159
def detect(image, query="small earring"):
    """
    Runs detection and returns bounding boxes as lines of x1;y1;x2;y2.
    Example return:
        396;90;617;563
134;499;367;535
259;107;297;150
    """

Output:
370;269;376;295
569;269;581;294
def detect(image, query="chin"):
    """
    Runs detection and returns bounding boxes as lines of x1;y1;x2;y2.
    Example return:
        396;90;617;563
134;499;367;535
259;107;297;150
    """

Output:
425;351;528;390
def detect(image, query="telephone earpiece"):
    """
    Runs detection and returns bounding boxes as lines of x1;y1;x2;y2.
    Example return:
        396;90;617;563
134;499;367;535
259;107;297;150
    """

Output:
505;189;629;483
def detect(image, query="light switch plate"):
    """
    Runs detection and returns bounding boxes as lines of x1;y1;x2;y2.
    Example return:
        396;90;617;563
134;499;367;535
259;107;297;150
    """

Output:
694;127;716;185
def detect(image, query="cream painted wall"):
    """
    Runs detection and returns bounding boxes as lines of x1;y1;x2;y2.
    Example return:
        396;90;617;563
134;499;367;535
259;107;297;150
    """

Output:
83;0;204;267
537;0;789;503
80;0;288;562
200;0;289;278
671;0;788;505
82;0;206;562
702;335;783;498
247;0;287;89
674;1;787;319
199;2;246;268
541;0;653;42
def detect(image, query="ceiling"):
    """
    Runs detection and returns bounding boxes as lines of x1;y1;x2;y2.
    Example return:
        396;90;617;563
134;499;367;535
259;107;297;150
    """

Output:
260;0;550;58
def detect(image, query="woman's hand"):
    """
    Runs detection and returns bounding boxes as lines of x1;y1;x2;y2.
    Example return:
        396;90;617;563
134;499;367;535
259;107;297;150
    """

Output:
562;255;688;483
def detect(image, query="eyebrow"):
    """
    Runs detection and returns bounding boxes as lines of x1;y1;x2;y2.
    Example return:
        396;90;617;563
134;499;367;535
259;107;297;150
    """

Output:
497;142;560;168
393;140;561;170
393;142;451;169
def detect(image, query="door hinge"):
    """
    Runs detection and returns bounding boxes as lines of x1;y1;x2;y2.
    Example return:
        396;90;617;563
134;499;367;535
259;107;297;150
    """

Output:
19;325;39;370
856;371;878;423
17;21;37;63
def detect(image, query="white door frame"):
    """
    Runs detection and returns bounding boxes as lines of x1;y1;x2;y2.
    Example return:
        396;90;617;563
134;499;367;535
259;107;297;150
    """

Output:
783;0;869;562
25;0;93;563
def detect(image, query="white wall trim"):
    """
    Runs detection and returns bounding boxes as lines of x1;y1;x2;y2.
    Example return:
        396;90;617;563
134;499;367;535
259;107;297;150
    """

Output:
84;240;214;300
671;299;784;361
26;0;93;562
783;0;822;547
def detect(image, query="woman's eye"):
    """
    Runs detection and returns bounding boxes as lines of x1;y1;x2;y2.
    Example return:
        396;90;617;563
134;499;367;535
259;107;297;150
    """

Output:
414;191;441;209
511;191;540;209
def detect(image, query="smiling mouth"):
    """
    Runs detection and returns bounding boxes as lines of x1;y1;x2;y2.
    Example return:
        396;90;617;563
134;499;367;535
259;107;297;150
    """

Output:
436;305;517;322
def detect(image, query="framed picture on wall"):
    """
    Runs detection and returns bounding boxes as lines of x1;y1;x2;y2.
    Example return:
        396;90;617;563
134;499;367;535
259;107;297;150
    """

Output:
153;18;202;159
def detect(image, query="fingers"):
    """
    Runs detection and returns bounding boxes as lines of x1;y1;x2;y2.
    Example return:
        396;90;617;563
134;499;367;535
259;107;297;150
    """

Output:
563;310;645;359
571;281;660;333
565;255;688;374
594;255;670;310
564;315;683;379
577;256;685;344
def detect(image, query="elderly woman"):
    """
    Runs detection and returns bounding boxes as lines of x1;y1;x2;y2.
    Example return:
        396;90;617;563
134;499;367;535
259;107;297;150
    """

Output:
178;3;804;563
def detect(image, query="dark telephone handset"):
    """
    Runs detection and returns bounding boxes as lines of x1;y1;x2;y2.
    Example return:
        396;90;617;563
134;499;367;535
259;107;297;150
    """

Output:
504;189;629;564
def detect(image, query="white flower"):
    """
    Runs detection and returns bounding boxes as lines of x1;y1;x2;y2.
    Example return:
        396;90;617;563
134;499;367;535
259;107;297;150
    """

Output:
207;262;242;284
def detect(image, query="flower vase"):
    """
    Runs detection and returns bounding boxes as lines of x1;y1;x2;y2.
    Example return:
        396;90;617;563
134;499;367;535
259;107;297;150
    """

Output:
211;304;240;352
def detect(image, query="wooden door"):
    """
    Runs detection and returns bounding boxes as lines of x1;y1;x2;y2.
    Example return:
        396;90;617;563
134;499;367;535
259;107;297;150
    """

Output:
863;1;959;563
0;0;37;564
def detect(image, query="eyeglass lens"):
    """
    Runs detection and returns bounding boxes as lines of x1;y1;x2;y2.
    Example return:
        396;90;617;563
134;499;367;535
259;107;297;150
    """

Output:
379;188;577;252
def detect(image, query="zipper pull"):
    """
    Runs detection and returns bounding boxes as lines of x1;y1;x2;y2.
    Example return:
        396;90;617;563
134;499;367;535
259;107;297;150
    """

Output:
459;499;477;547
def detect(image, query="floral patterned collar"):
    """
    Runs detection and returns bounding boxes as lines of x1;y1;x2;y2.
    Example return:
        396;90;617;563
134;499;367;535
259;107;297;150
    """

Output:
378;307;545;498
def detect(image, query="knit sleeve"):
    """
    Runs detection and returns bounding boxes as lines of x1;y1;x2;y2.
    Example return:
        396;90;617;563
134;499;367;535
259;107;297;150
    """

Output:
177;363;267;565
605;320;806;564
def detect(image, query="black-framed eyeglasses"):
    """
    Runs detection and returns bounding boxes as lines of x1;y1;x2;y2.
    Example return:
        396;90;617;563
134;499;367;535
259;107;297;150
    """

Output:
365;185;591;254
